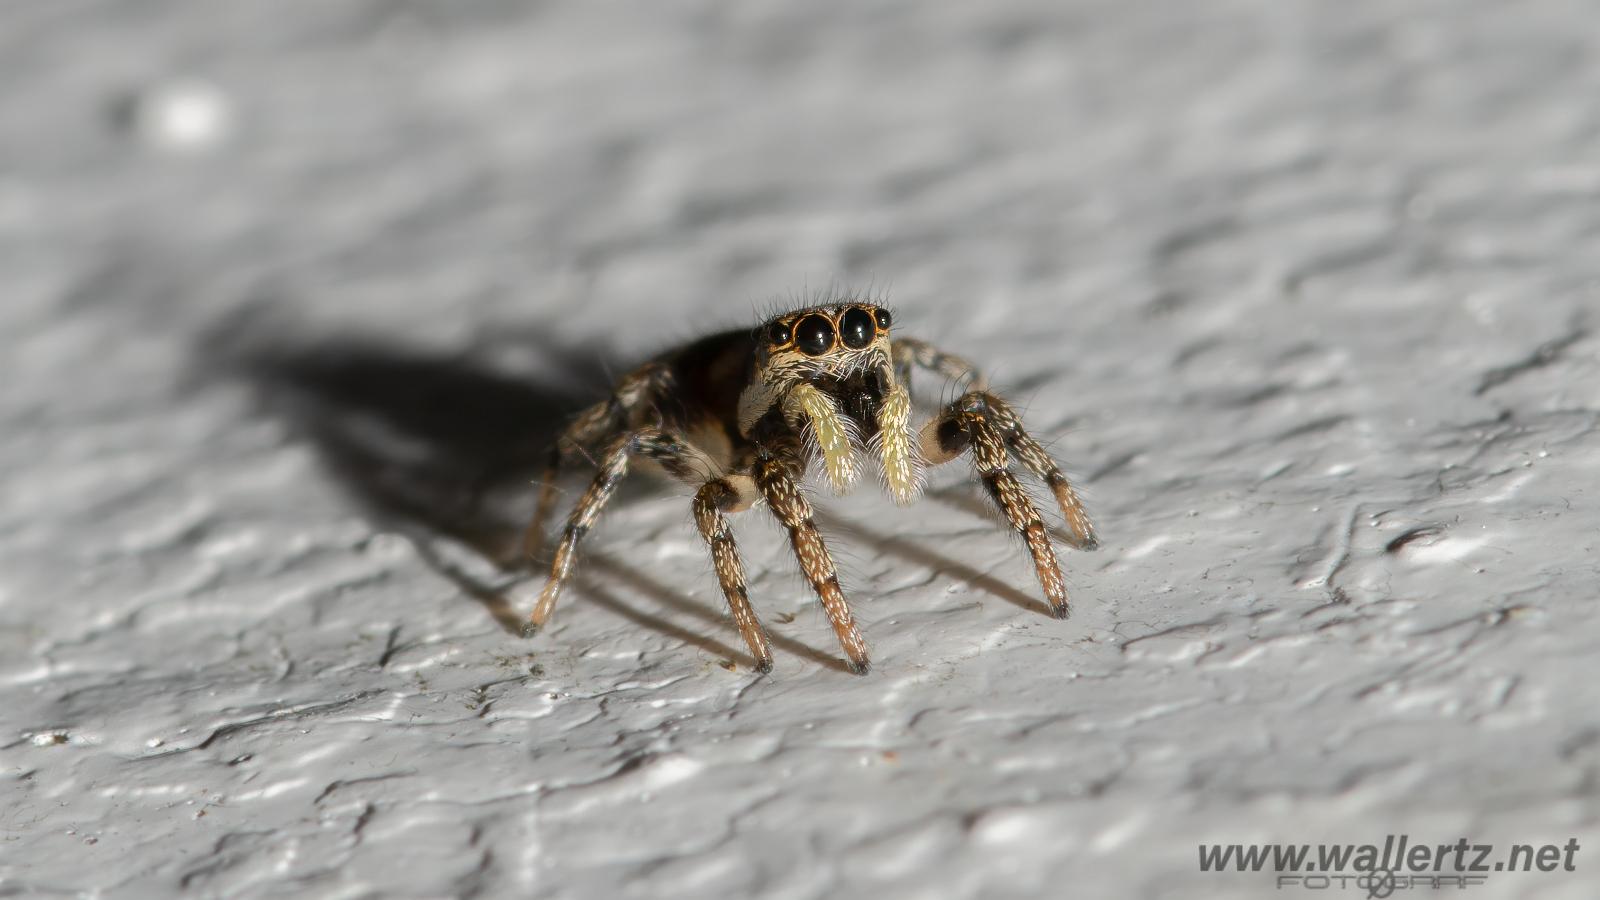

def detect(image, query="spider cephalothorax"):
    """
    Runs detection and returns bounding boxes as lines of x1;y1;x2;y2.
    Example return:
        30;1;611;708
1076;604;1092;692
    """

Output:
523;299;1097;675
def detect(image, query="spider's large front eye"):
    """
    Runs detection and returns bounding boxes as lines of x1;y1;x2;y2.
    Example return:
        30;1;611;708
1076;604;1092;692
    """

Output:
767;321;792;346
794;314;835;356
839;307;875;349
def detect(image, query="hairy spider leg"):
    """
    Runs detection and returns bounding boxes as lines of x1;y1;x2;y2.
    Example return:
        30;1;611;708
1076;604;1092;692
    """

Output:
525;425;706;631
966;392;1098;550
522;362;673;561
895;339;1097;549
525;430;634;633
693;477;773;672
525;423;780;672
753;454;872;674
891;337;986;393
630;429;774;673
920;397;1072;619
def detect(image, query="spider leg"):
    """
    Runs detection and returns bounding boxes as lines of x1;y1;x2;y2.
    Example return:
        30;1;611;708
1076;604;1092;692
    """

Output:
521;442;564;561
524;430;635;634
897;338;1097;550
633;432;777;672
891;336;986;393
522;362;674;563
526;425;778;672
753;454;871;674
921;398;1073;618
628;428;774;671
968;392;1097;550
693;476;774;673
525;419;708;632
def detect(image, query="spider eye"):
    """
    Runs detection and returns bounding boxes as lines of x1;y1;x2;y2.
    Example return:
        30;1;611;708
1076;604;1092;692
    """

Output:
874;308;891;330
840;307;875;349
794;314;835;356
767;321;792;346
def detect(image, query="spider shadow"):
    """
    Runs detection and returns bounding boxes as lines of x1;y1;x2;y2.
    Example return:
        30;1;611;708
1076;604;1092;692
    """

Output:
586;554;853;673
923;486;1098;551
817;512;1049;617
200;310;839;671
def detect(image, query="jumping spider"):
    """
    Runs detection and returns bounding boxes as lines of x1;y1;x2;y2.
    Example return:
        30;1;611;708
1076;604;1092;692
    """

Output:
523;300;1097;674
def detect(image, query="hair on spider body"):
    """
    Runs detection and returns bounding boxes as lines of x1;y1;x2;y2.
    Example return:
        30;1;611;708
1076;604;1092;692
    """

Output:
521;298;1097;675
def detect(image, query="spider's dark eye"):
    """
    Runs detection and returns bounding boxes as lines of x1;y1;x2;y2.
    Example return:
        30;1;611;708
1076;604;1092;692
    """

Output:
794;314;835;356
767;321;792;346
839;307;875;349
874;308;892;331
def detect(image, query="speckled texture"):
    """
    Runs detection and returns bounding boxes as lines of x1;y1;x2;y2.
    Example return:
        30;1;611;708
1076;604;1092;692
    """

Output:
3;2;1598;898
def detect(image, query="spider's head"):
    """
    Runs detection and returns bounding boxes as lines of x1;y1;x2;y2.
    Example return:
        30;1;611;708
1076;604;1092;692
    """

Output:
756;304;893;379
741;301;920;503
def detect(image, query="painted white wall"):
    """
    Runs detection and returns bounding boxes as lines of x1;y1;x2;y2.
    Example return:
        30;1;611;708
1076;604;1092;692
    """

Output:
2;2;1596;897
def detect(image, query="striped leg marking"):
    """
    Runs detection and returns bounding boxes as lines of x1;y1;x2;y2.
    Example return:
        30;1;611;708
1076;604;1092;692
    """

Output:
976;394;1098;550
891;336;986;392
524;431;635;635
931;405;1072;619
524;424;708;634
694;479;773;673
522;363;674;566
754;456;871;674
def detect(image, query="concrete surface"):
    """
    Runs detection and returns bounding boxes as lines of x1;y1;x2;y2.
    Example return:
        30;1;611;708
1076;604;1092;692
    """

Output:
3;1;1598;897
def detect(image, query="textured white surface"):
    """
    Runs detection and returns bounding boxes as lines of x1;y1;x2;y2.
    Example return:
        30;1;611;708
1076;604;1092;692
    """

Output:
3;2;1599;897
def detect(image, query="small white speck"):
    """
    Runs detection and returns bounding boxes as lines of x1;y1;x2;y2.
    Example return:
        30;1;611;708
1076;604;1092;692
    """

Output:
126;81;233;152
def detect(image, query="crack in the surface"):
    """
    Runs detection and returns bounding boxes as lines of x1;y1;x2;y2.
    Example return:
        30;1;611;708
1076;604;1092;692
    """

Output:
1474;326;1588;396
1274;414;1350;442
312;771;418;806
376;624;404;668
1347;615;1507;703
1383;523;1447;555
1296;502;1362;613
1282;238;1395;294
178;829;278;890
131;689;391;758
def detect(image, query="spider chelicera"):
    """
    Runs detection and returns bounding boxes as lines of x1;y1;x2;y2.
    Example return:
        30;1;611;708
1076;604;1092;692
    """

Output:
523;299;1097;674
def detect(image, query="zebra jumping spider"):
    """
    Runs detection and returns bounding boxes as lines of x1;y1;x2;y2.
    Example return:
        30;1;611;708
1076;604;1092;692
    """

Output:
523;299;1097;674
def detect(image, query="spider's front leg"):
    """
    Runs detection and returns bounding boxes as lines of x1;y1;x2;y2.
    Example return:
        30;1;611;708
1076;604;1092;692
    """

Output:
895;338;1096;551
919;390;1097;619
692;476;773;673
753;453;872;674
986;398;1098;551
